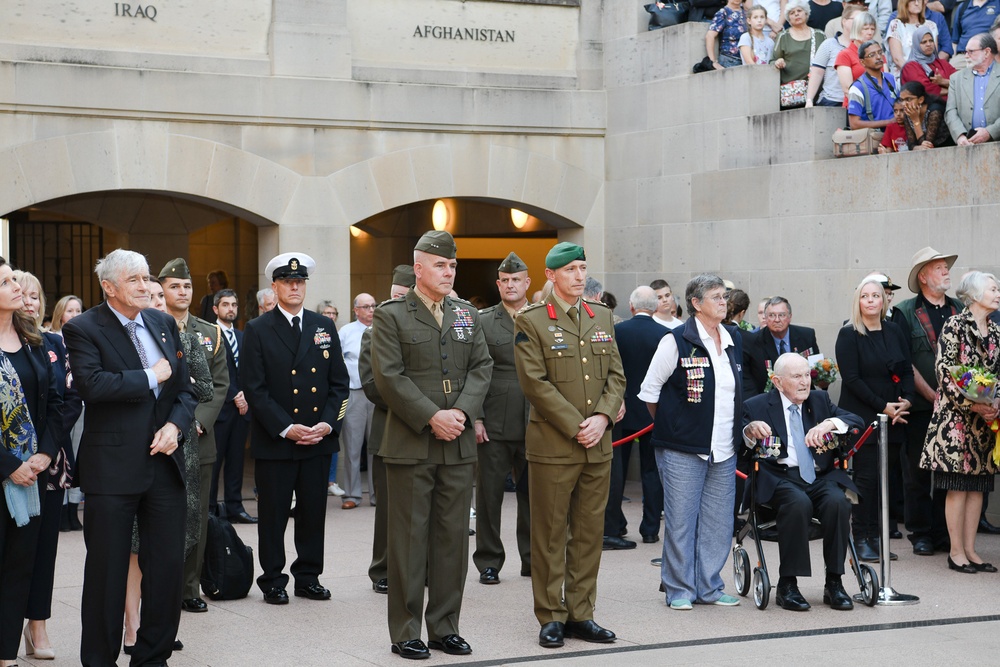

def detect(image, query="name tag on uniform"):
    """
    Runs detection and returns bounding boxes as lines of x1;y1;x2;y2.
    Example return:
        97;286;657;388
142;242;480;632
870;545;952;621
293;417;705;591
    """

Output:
551;344;568;350
314;328;332;349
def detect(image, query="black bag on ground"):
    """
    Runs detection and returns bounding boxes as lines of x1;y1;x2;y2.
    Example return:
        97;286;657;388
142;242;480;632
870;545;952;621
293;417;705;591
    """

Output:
645;2;689;29
200;514;254;600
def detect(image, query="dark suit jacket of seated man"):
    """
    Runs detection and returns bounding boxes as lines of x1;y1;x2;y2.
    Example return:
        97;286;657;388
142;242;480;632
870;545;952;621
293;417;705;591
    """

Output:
742;353;863;610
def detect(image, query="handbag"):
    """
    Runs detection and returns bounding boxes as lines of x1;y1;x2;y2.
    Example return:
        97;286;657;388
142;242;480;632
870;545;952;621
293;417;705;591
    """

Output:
777;30;818;109
832;128;884;157
645;2;689;29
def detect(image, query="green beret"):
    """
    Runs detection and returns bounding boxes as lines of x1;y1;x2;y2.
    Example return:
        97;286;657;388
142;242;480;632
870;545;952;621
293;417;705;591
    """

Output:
498;252;528;274
414;230;456;259
158;257;191;280
545;242;586;270
391;264;416;288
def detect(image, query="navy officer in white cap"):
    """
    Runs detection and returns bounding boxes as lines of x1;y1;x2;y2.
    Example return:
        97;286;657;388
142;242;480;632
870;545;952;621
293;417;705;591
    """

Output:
241;252;351;605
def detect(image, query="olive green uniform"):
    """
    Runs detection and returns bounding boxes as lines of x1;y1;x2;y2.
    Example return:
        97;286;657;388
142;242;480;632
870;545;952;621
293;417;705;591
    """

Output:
474;303;531;576
371;290;493;643
359;326;389;585
514;295;625;626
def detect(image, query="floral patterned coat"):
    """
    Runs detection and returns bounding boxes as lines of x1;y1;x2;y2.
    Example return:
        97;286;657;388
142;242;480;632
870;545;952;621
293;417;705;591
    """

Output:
920;310;1000;477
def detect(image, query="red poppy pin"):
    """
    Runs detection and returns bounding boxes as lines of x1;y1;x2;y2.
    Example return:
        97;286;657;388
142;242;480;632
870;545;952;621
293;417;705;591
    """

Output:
891;374;900;384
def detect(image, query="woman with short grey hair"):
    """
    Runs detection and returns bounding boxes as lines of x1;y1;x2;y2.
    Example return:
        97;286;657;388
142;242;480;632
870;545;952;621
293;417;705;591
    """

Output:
639;273;745;610
772;0;827;108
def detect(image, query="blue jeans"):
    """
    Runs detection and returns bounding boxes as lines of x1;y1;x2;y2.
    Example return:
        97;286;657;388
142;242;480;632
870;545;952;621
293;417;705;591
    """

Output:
656;447;736;604
328;452;339;484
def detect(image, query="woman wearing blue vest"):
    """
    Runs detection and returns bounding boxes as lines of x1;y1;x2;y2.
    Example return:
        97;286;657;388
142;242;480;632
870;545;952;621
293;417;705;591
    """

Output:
639;274;744;611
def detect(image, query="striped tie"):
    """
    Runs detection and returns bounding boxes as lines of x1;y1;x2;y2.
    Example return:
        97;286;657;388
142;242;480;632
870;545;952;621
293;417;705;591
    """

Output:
225;327;239;368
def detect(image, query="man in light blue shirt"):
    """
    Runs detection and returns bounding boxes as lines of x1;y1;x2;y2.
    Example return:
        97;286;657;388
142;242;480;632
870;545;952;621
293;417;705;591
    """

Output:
945;32;1000;143
337;293;377;509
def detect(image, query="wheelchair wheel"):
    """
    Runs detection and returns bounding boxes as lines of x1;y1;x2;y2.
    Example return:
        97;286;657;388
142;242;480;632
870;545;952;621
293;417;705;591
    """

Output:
752;566;770;610
859;564;878;607
733;546;751;597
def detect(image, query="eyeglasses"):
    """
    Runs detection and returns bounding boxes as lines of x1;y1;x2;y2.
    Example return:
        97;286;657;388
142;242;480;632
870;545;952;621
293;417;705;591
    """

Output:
356;304;376;310
766;312;790;320
967;47;986;54
863;49;884;59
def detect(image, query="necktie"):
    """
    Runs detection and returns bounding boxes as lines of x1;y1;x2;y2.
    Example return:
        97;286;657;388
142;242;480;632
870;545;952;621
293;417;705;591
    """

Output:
292;315;301;335
431;302;443;327
779;339;787;355
225;328;239;368
125;321;150;369
568;306;579;326
788;404;815;484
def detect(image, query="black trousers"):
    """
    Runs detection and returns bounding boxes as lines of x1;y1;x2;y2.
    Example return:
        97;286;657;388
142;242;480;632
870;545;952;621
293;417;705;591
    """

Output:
473;438;530;574
210;413;250;516
605;428;662;539
26;484;63;620
768;471;851;577
901;410;948;545
0;489;43;660
80;455;185;667
254;454;331;592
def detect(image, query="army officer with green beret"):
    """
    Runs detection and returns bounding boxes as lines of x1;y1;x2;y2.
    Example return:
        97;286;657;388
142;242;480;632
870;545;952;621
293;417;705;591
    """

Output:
372;231;493;660
514;242;626;649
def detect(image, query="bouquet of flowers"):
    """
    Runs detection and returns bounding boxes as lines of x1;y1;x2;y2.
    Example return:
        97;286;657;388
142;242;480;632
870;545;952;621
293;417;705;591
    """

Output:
949;365;999;404
811;357;838;389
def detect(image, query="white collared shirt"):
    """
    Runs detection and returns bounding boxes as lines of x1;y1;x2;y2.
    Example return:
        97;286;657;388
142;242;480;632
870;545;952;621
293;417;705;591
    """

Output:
275;304;303;328
111;304;166;395
338;319;368;390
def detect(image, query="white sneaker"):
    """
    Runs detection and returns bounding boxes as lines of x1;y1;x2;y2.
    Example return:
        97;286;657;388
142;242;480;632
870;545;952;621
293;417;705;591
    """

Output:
328;483;346;497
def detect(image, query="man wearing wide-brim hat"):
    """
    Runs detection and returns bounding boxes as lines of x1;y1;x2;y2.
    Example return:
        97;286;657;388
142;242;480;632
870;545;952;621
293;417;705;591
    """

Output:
371;231;493;660
894;247;962;556
240;252;351;605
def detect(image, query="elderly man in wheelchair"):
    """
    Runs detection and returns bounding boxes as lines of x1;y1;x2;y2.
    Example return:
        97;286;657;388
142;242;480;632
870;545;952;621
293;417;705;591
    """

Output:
742;353;865;611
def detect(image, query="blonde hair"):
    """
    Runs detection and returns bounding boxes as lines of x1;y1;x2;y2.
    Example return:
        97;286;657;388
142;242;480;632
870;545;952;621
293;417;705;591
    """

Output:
4;265;43;347
12;269;45;329
849;276;888;334
50;294;83;333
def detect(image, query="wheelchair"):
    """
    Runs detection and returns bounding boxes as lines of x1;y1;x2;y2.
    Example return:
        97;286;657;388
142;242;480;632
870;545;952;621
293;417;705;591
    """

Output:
732;436;879;610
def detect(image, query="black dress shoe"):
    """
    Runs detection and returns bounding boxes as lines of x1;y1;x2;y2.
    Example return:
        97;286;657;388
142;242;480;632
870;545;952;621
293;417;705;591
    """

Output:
294;582;332;600
427;634;472;655
869;538;898;561
521;564;531;577
890;529;903;539
373;578;388;594
263;587;289;605
181;597;207;613
538;622;565;648
232;511;258;524
971;561;999;573
947;556;977;574
912;537;935;556
979;518;1000;534
174;639;184;651
776;582;810;611
479;567;500;585
642;534;660;544
564;620;616;643
823;580;854;610
391;639;430;660
855;537;879;563
602;535;637;551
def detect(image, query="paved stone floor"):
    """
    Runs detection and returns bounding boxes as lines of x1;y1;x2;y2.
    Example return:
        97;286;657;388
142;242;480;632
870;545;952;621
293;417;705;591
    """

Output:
20;479;1000;666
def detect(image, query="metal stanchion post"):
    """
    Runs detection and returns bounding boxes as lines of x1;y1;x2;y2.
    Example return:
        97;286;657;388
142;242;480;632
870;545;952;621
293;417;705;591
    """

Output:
877;413;919;605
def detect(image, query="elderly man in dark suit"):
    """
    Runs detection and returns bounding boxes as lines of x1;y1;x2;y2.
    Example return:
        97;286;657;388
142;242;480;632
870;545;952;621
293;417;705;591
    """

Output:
63;248;198;667
473;252;532;584
743;296;820;397
241;252;350;606
743;353;863;612
372;231;493;660
603;285;669;549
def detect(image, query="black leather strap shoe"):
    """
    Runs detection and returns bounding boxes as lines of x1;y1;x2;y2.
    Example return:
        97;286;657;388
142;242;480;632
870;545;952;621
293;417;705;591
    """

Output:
979;518;1000;534
642;534;660;543
181;597;208;613
565;620;616;643
232;511;258;524
373;578;388;594
427;634;472;655
602;535;637;551
776;582;810;611
538;622;565;648
391;639;430;660
294;582;332;600
479;567;500;585
262;587;289;605
823;580;854;610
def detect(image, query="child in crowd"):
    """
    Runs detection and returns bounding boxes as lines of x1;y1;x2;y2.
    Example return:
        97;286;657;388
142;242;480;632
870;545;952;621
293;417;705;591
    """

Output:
878;99;909;152
739;6;775;65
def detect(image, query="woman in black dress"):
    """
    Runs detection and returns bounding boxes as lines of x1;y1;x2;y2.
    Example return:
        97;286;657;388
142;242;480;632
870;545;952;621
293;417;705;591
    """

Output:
836;274;915;562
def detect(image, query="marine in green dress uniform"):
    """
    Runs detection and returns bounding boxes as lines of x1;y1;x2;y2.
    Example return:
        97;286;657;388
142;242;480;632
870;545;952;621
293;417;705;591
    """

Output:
371;232;493;660
513;242;626;649
473;252;532;585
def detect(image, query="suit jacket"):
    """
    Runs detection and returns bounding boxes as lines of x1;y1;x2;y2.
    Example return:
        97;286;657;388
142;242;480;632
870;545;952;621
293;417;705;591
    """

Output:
182;314;229;463
945;64;1000;143
478;304;529;441
742;389;863;505
371;290;493;463
514;295;626;464
613;313;668;433
62;303;198;495
743;324;820;397
0;339;65;480
216;326;250;425
241;308;350;460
